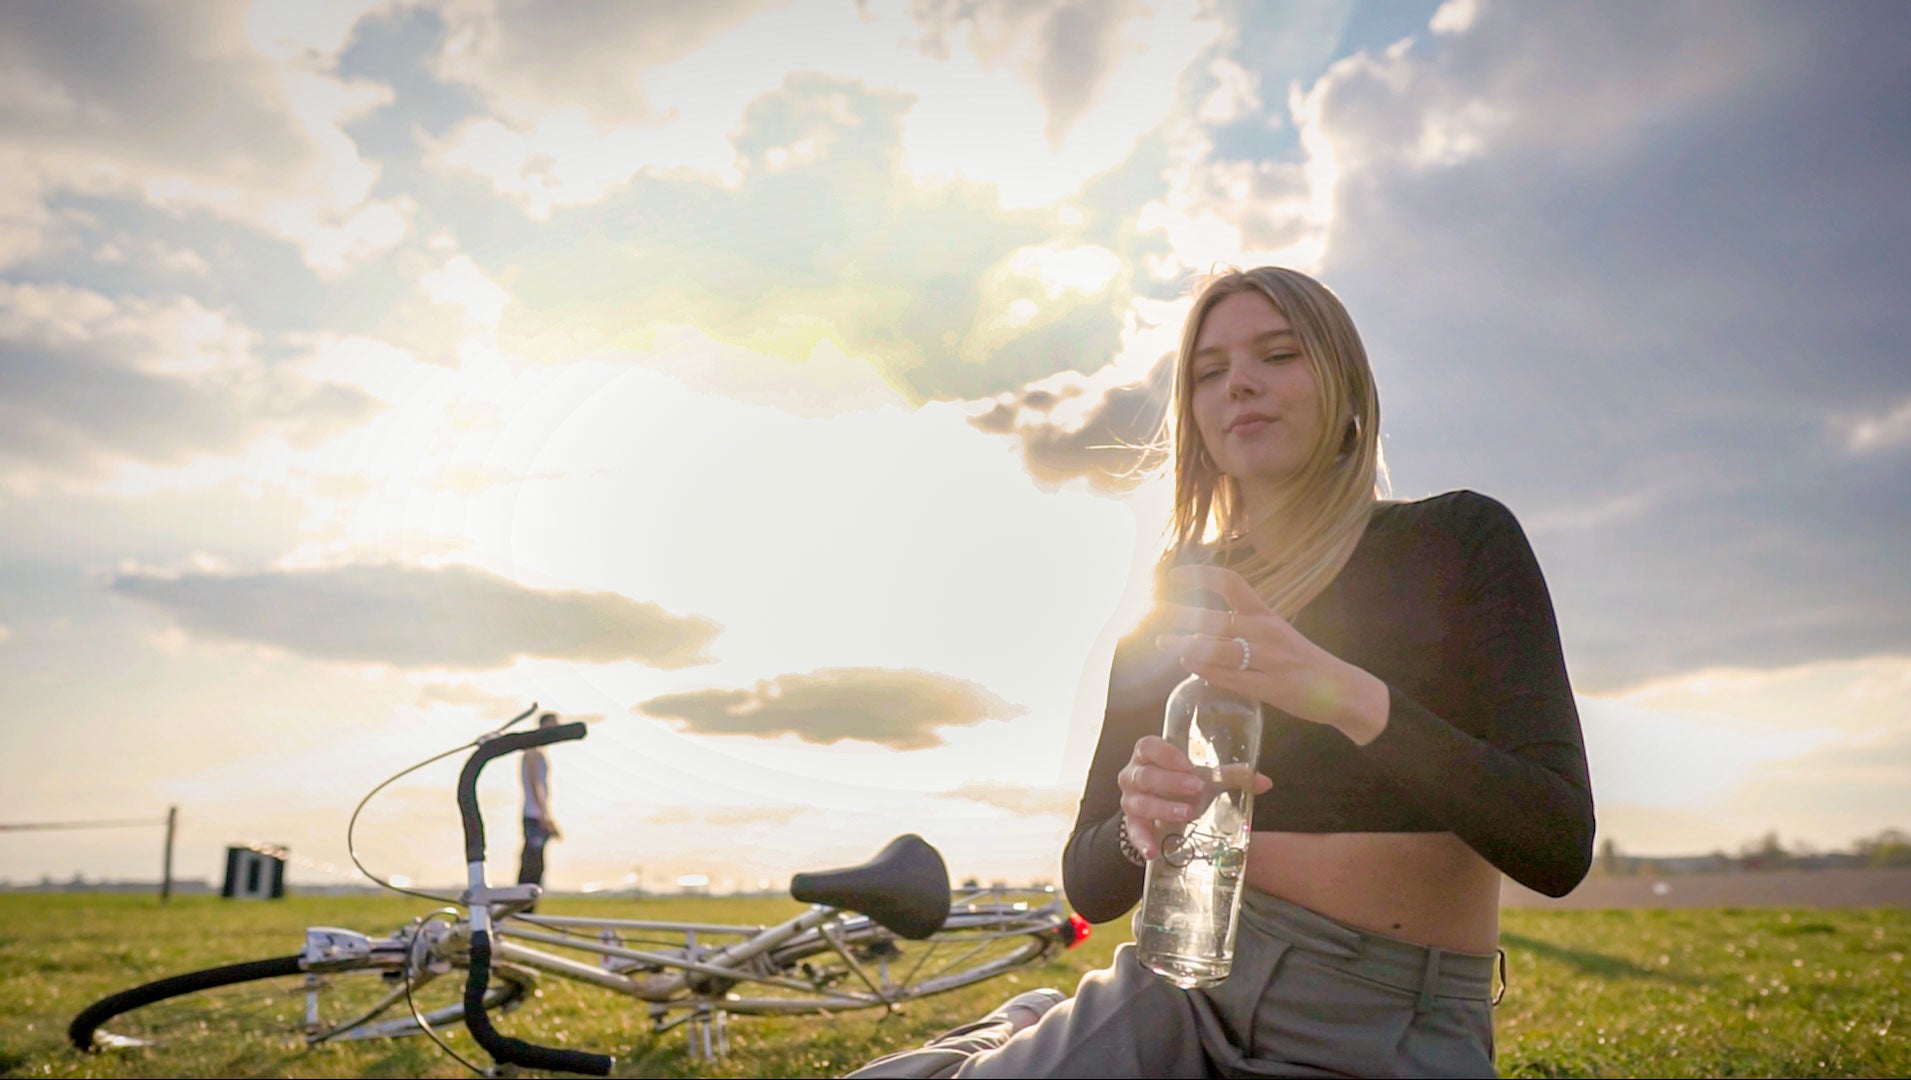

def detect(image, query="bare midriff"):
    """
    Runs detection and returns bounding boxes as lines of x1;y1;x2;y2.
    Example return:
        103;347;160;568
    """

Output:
1244;830;1502;955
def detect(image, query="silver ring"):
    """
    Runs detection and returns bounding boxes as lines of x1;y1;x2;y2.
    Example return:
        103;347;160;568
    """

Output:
1232;636;1252;672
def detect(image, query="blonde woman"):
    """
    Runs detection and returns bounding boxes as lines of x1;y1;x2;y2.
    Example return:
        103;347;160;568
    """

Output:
851;267;1594;1078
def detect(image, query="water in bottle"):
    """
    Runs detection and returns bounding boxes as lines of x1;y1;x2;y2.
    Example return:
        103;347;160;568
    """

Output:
1134;672;1262;988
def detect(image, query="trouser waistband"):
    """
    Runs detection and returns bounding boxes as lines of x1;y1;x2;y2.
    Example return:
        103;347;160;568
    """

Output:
1238;890;1499;1007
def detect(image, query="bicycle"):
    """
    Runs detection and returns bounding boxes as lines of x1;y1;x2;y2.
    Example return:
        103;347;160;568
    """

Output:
69;708;1090;1075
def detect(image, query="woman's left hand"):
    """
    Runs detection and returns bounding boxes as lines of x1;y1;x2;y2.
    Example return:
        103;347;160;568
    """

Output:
1153;565;1391;745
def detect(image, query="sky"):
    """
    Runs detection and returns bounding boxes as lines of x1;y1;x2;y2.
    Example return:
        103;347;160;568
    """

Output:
2;0;1907;895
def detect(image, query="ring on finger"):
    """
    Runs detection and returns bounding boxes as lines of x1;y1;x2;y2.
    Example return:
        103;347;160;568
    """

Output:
1231;636;1252;672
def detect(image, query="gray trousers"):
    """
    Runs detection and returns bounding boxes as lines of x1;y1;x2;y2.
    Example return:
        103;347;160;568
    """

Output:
848;890;1498;1079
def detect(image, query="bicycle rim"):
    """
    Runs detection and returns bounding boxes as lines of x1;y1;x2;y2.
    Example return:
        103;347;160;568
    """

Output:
69;953;530;1051
735;907;1060;1014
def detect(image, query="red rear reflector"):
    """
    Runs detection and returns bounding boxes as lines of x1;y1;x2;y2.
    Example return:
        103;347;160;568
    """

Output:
1061;913;1092;948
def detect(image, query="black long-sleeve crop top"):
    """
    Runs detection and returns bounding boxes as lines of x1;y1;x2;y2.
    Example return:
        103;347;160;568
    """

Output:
1063;490;1595;924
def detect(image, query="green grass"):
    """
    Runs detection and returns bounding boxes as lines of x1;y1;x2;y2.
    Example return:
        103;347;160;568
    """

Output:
2;893;1904;1077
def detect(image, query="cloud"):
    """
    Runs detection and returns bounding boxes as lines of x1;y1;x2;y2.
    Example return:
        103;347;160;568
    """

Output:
111;562;722;670
429;0;777;127
424;0;1216;211
415;4;1225;407
1844;397;1911;456
1306;3;1910;434
637;326;905;418
1174;2;1911;689
420;0;780;218
638;805;810;829
471;72;1132;402
636;667;1027;750
0;280;255;375
415;680;527;715
1611;654;1911;732
90;233;212;277
936;780;1078;817
0;282;381;487
0;2;409;274
421;253;511;328
1518;483;1673;536
1583;655;1911;853
1132;18;1344;277
1195;57;1263;126
1579;695;1833;813
968;351;1172;491
902;0;1148;149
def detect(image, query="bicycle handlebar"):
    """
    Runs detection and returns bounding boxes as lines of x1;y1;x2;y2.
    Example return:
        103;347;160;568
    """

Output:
454;719;613;1076
455;722;587;863
467;930;613;1075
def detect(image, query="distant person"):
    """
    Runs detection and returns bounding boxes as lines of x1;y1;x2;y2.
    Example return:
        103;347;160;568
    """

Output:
517;712;562;909
850;267;1594;1077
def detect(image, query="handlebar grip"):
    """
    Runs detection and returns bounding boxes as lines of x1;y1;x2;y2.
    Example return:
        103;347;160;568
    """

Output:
456;722;588;863
495;1042;616;1076
466;931;614;1076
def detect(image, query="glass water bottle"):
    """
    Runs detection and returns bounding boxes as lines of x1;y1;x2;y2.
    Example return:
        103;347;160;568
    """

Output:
1133;673;1262;988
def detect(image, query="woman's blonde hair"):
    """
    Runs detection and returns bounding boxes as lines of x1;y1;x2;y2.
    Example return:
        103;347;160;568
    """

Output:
1163;266;1387;618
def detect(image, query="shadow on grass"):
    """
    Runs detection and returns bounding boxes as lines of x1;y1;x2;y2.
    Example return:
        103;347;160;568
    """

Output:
1500;932;1707;986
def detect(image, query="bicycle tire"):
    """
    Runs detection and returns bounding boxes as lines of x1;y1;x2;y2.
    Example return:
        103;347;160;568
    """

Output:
69;952;531;1052
718;904;1063;1014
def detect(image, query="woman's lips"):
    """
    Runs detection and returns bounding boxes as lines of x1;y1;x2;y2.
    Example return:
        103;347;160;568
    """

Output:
1230;417;1273;436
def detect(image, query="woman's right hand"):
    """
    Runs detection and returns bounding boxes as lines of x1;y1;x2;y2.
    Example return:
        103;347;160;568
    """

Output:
1118;736;1271;860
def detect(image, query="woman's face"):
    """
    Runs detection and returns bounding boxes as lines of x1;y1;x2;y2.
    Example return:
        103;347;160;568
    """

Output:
1188;289;1325;498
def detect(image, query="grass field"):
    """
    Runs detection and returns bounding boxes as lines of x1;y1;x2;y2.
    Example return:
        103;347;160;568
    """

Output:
3;892;1904;1078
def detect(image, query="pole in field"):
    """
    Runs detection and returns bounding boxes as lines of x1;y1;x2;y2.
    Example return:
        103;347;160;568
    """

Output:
161;805;177;903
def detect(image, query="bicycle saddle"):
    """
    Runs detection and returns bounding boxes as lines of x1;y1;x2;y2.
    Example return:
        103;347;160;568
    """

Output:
789;834;951;940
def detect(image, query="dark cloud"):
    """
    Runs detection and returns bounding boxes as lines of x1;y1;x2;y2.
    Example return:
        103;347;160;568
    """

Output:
1228;2;1911;689
0;348;379;479
1532;456;1908;692
111;563;721;670
635;667;1026;750
0;285;380;481
968;352;1172;492
0;2;415;276
0;4;320;184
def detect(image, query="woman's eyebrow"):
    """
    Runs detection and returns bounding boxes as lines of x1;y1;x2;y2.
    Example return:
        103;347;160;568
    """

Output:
1192;329;1297;359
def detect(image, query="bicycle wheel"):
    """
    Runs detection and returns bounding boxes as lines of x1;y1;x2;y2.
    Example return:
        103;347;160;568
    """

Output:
720;903;1066;1014
69;953;532;1052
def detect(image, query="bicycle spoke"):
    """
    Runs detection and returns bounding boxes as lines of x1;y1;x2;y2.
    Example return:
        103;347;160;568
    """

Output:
897;934;993;989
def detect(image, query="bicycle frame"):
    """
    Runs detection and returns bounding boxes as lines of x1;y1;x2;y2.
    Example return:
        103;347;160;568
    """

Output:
297;882;1069;1037
489;883;1068;1013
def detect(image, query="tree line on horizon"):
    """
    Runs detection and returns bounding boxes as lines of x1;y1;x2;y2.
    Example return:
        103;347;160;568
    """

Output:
1594;826;1911;876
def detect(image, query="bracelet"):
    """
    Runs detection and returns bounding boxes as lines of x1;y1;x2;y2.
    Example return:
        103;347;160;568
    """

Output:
1116;816;1148;867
